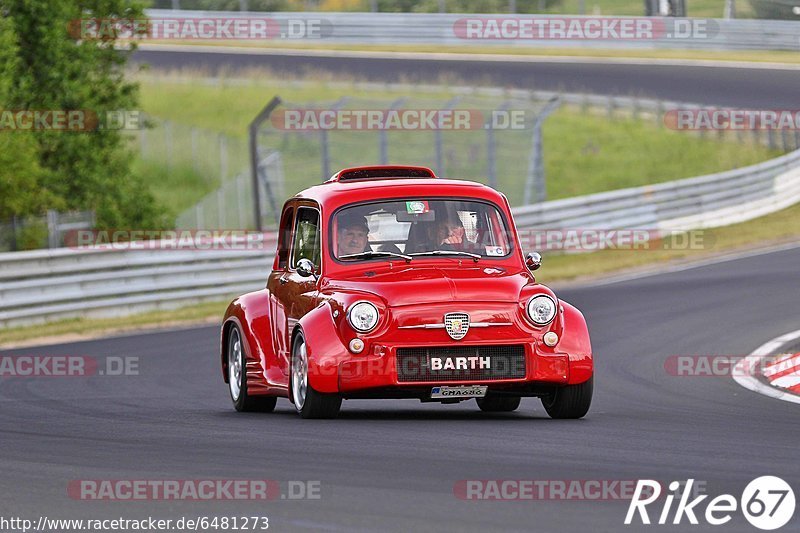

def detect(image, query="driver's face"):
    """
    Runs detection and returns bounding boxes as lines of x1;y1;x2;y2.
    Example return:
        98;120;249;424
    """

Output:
338;227;368;256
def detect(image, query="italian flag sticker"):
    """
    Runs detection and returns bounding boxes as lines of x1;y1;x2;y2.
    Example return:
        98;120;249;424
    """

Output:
406;201;430;214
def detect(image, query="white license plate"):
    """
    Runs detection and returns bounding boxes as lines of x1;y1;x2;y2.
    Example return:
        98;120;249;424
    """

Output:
431;385;488;399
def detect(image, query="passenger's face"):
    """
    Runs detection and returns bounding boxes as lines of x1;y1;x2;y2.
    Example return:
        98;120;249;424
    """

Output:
433;221;463;244
338;227;368;256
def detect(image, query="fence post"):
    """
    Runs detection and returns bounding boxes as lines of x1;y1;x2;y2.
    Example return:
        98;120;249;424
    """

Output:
380;97;407;165
434;96;461;176
217;187;226;228
524;97;560;205
219;134;228;183
46;210;59;249
195;203;204;229
139;127;147;158
723;0;736;18
10;215;18;252
237;175;247;229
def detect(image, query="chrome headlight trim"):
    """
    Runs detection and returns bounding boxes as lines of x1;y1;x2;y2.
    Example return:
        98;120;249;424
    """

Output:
346;300;380;333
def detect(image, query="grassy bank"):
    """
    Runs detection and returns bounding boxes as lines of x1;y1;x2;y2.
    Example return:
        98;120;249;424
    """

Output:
135;74;779;213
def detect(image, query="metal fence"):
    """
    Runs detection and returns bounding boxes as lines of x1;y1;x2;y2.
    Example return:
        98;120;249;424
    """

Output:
175;151;286;229
144;9;800;50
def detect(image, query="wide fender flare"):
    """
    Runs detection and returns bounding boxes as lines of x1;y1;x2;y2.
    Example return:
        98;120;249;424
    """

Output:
559;300;593;385
295;301;349;394
220;290;273;387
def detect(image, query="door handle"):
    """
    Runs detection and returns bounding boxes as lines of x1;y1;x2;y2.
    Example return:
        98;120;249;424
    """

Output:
279;276;288;285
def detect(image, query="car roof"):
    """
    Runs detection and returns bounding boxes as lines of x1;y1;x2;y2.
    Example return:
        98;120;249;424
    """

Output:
292;177;509;214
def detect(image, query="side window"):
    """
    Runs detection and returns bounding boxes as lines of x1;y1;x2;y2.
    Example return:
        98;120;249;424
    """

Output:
277;206;294;269
291;208;321;270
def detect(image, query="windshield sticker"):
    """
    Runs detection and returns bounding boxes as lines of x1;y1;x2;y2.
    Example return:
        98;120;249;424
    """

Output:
485;246;505;257
406;201;430;214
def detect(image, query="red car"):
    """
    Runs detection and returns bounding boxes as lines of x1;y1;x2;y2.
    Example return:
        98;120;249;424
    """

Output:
220;165;593;419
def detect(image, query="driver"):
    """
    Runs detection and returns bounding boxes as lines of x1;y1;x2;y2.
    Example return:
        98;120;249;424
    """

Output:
337;214;371;256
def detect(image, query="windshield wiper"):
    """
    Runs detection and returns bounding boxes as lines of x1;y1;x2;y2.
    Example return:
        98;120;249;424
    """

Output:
339;250;413;262
408;250;481;262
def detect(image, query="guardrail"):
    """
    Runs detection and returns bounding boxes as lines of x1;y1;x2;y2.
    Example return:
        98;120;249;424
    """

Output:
2;144;799;328
143;10;800;51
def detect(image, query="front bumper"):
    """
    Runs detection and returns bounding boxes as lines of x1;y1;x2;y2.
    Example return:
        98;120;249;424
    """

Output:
333;341;570;395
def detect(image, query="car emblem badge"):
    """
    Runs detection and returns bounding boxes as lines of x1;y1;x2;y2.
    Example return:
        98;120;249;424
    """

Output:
444;313;470;341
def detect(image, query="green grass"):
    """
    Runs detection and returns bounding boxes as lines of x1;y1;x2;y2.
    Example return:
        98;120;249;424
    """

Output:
136;75;779;211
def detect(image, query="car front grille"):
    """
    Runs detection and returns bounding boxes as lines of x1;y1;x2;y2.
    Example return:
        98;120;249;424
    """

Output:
396;345;526;383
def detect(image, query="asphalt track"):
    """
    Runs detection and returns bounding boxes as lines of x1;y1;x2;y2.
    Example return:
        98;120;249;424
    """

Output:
2;245;799;532
131;47;800;108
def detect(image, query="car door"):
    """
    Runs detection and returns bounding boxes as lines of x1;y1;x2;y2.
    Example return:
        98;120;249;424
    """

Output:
268;204;322;380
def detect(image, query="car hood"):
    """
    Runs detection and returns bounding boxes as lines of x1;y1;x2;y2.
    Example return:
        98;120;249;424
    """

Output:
323;264;533;307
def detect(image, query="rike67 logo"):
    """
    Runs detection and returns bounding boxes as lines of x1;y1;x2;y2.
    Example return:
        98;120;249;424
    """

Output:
625;477;795;530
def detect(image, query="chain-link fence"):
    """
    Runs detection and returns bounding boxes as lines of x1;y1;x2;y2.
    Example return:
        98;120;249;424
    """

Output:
175;151;285;229
137;118;249;189
254;93;561;207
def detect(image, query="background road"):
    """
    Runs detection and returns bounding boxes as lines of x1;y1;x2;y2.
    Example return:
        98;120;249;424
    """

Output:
2;246;799;532
133;48;800;108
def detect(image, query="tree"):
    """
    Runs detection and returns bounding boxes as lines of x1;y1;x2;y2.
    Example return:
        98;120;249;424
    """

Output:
1;0;165;228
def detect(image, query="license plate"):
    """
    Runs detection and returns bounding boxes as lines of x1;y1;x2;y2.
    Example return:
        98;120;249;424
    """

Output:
431;385;488;399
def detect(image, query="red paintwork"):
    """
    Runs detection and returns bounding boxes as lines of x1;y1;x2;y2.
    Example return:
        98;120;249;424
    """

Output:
221;166;593;401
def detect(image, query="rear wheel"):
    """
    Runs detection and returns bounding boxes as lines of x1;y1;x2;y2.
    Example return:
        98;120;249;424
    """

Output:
228;325;277;413
291;331;341;419
476;396;521;412
541;377;593;419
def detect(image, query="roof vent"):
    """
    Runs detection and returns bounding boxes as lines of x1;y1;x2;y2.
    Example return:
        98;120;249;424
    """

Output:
327;165;436;183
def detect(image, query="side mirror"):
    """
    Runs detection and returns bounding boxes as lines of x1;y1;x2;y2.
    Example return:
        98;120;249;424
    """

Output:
296;258;317;278
525;252;542;271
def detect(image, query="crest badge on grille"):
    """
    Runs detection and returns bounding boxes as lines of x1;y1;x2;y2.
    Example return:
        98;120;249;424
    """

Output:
444;313;470;341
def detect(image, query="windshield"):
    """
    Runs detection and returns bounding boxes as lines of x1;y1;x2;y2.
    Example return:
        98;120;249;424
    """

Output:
332;199;512;261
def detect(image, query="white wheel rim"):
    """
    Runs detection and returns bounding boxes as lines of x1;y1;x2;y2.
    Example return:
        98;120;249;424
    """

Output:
228;329;243;401
292;337;308;410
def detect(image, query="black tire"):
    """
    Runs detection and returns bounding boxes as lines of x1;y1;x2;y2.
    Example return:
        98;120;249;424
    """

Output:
228;325;277;413
476;396;521;412
291;331;342;419
541;377;593;419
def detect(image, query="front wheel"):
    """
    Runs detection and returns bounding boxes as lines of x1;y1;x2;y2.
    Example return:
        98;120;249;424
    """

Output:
291;331;341;419
541;377;593;419
228;325;277;412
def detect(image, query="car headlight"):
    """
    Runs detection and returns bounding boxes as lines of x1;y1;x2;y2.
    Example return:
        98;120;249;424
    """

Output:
347;301;379;333
526;295;557;326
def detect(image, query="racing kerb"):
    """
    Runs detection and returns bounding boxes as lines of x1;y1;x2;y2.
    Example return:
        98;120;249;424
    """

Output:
1;99;800;327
